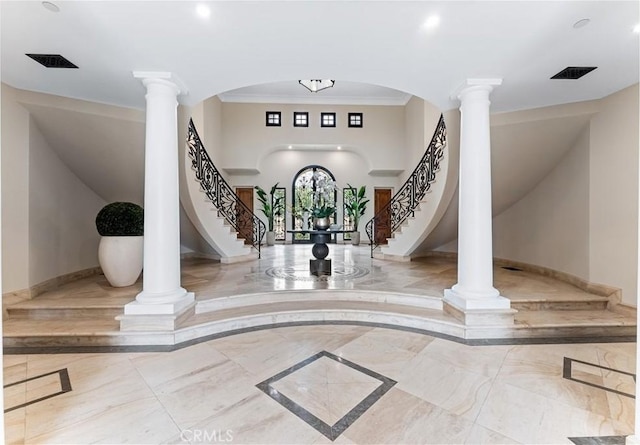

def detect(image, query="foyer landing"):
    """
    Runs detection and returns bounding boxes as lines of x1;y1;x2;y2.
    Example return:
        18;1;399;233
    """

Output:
3;245;635;351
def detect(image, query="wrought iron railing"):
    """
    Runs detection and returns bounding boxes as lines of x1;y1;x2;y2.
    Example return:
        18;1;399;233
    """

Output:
186;119;265;257
365;114;446;257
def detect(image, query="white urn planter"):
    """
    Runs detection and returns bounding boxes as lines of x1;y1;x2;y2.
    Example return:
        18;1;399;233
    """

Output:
266;231;276;246
351;231;361;246
98;236;143;287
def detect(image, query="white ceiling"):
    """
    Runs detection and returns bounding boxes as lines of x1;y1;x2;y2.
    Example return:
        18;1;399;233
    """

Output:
1;1;638;113
219;81;412;106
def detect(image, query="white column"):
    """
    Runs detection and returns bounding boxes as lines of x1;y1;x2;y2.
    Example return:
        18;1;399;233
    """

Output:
124;72;194;319
444;79;510;312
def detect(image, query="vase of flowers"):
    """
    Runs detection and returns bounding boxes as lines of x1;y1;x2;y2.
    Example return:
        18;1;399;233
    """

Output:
312;213;332;230
312;173;336;230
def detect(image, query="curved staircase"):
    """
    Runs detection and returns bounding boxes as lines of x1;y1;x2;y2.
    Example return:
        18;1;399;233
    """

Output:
366;114;452;259
181;119;265;262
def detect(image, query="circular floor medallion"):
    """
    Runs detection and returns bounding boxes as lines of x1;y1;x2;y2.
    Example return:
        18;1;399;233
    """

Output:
265;265;370;282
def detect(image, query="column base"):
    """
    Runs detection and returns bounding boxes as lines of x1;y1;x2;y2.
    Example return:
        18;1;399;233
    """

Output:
118;291;195;331
444;288;515;326
135;286;190;306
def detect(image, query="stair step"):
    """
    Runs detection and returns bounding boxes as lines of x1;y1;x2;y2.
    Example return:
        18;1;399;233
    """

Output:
514;309;634;327
7;307;123;319
4;317;120;336
3;300;635;350
196;289;443;313
510;298;609;311
187;300;455;327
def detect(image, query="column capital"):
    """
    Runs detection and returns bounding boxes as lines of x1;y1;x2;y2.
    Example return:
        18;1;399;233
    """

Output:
133;71;189;96
451;78;502;101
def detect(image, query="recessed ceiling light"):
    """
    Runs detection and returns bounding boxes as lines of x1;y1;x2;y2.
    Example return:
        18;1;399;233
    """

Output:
337;146;342;150
196;4;211;19
634;23;640;33
573;18;590;29
423;15;440;29
42;1;60;12
288;145;292;150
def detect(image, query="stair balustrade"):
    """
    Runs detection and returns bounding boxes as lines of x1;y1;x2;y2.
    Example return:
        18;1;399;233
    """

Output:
186;119;266;257
365;114;446;257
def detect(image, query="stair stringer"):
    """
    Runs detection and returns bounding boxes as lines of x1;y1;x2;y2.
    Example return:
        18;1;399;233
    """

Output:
379;109;460;260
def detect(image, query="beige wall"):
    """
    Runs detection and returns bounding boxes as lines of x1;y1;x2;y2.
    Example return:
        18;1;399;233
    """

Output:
220;103;406;172
1;84;106;293
1;85;30;291
588;84;639;305
203;96;223;168
493;125;590;278
403;97;424;184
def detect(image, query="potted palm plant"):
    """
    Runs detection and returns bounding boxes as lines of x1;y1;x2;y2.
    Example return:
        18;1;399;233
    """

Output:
95;202;144;287
345;184;369;245
255;183;284;245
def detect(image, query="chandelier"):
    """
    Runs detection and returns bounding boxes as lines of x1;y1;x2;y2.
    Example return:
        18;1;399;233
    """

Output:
298;79;335;93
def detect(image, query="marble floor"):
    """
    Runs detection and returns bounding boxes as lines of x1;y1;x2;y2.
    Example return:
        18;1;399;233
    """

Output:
2;244;637;443
3;244;635;347
4;325;636;444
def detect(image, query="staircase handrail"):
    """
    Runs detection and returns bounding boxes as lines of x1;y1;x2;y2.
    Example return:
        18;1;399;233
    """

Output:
186;119;265;257
365;114;446;257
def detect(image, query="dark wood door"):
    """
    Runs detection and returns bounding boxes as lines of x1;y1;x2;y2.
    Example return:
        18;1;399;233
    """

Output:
374;188;392;245
236;187;254;245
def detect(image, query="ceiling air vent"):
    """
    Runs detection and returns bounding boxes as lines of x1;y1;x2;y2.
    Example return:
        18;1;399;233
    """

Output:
550;66;596;80
26;54;78;69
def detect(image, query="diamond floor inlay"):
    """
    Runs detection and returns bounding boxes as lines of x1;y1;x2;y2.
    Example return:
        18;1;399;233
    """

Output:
256;350;396;441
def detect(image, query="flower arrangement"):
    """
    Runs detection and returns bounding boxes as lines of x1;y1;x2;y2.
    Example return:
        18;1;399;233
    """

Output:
311;172;336;218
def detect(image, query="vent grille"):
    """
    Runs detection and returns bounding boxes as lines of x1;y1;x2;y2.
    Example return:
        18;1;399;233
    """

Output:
26;54;78;69
551;66;596;80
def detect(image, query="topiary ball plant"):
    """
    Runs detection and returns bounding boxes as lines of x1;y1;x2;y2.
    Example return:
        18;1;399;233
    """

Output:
96;202;144;236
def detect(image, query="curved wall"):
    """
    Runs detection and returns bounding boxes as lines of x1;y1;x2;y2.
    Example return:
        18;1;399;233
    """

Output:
2;84;107;293
492;84;639;305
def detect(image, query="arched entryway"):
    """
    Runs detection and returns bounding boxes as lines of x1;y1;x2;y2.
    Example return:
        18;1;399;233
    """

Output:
291;165;337;243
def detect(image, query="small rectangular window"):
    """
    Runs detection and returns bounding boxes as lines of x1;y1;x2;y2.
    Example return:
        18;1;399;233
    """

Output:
348;113;363;128
293;112;309;127
321;112;336;128
266;111;281;127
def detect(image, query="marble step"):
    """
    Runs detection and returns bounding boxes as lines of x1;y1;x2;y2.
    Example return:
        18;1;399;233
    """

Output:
509;297;609;311
196;289;443;313
180;299;462;338
116;300;637;340
6;306;123;320
179;303;634;343
4;299;635;351
515;308;635;327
